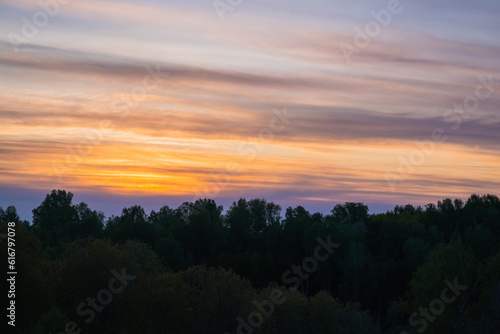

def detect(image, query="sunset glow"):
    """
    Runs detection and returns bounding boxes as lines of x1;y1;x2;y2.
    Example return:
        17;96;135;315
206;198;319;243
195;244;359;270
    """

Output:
1;0;499;219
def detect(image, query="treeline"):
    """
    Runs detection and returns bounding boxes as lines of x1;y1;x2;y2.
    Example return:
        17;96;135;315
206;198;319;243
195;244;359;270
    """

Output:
1;191;499;333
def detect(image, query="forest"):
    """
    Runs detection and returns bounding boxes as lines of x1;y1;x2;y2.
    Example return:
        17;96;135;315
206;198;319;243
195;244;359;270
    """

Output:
1;190;499;334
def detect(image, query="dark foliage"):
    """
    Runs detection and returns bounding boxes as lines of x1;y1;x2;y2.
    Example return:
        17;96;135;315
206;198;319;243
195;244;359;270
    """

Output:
1;191;499;333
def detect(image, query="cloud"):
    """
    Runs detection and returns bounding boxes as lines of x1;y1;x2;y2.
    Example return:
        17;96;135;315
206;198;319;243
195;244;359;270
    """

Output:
0;0;499;214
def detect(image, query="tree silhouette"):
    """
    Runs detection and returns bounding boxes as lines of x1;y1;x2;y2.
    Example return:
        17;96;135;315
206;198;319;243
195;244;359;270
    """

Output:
6;190;500;333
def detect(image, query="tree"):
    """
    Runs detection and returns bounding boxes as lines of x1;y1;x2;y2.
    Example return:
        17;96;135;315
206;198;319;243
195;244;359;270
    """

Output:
465;224;496;260
338;243;373;304
401;237;430;273
56;238;161;333
154;236;186;271
31;307;69;334
104;205;156;244
0;205;20;223
184;199;223;264
332;202;369;224
331;302;379;334
225;198;252;252
308;291;343;333
404;242;482;333
56;238;127;333
149;205;181;237
64;202;104;239
32;189;77;245
181;266;254;334
9;191;500;333
126;272;191;333
265;288;308;334
248;198;281;234
0;223;52;332
32;189;77;229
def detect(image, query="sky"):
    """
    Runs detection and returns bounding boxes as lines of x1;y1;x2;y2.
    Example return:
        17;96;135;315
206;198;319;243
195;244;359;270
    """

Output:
0;0;499;221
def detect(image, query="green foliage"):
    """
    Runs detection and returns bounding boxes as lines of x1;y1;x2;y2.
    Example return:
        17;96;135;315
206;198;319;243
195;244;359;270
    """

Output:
332;202;369;224
332;302;379;334
154;236;186;271
181;266;254;333
8;191;500;333
32;189;77;230
105;205;156;244
127;272;191;333
2;223;52;332
31;307;69;334
0;205;20;223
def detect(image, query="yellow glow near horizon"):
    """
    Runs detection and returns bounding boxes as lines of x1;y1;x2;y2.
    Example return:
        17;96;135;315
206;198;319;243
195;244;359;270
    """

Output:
0;0;499;211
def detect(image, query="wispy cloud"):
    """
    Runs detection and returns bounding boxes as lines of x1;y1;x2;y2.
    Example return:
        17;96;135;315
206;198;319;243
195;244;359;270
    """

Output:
0;0;499;219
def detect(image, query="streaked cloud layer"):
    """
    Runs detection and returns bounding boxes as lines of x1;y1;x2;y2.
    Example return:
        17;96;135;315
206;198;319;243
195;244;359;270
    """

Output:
1;0;499;219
